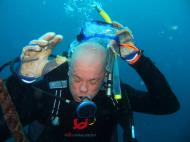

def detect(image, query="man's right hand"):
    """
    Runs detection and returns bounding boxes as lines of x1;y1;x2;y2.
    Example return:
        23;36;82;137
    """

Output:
20;32;63;78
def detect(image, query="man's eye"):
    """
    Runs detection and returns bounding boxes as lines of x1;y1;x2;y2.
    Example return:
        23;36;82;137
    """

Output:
90;80;98;85
73;76;81;82
75;79;80;83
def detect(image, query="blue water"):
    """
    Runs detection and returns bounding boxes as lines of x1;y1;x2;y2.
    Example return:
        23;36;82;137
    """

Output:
0;0;190;142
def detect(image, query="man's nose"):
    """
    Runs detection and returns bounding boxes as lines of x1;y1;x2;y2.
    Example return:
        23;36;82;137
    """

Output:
80;82;88;93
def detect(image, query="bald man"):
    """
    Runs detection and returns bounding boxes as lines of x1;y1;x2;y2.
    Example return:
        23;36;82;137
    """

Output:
0;32;180;142
68;42;107;102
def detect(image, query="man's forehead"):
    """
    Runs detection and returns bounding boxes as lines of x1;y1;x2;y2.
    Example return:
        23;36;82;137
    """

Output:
71;72;104;80
69;60;106;79
71;41;106;60
71;61;105;73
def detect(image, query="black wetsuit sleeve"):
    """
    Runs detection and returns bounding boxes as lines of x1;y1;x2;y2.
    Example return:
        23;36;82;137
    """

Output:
122;55;180;114
117;55;180;142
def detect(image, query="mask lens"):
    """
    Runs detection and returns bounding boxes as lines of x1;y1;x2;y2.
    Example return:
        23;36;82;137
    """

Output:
82;21;118;41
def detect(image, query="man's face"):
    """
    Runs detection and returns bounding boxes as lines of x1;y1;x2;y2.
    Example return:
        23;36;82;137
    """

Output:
68;61;105;102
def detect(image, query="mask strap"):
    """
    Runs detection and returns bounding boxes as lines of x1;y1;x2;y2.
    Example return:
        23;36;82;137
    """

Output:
119;43;139;51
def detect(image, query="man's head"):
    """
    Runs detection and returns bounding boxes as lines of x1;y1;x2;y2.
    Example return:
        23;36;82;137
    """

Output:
68;41;107;102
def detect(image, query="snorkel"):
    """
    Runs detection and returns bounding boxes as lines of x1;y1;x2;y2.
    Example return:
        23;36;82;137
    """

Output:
94;4;122;101
94;5;112;24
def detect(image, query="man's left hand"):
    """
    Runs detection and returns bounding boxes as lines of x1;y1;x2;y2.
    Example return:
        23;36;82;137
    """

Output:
109;22;141;64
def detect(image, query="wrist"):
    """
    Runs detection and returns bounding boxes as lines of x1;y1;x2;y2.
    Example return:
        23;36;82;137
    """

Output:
126;50;142;65
16;61;37;83
119;43;142;64
18;58;48;83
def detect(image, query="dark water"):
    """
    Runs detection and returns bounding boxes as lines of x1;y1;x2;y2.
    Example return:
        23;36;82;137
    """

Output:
0;0;190;142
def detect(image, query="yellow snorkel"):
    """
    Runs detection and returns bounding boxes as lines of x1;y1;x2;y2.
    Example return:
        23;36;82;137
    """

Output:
94;5;122;100
95;5;112;24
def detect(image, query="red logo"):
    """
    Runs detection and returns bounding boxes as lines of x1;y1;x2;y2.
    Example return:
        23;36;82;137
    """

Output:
73;118;88;130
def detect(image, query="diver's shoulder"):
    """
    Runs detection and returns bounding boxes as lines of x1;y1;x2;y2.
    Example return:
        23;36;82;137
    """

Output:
44;55;69;79
49;59;68;73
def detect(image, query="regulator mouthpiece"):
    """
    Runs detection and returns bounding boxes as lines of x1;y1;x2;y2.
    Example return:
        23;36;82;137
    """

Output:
76;97;97;118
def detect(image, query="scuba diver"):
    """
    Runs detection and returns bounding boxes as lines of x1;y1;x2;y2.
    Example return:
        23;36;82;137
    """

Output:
0;6;180;142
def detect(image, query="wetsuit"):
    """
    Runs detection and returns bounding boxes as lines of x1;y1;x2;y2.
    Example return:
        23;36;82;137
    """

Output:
0;55;180;142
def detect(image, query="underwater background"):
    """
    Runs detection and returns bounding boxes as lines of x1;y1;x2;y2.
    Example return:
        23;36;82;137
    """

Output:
0;0;190;142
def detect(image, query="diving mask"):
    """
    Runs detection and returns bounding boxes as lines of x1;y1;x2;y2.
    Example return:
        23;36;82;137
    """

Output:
77;21;120;42
69;21;118;58
69;21;133;58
